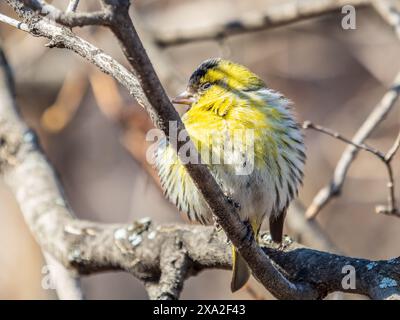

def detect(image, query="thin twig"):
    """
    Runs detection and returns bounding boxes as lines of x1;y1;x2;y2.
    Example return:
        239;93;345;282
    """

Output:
385;131;400;162
24;0;110;27
373;0;400;40
66;0;79;13
378;131;400;216
43;252;83;300
305;72;400;219
0;13;29;32
303;121;386;159
304;121;399;217
153;0;369;46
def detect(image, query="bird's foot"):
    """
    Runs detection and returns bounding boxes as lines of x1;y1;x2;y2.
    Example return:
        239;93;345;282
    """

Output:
261;234;293;250
213;220;223;233
240;220;255;244
212;214;222;231
277;235;293;250
226;195;241;210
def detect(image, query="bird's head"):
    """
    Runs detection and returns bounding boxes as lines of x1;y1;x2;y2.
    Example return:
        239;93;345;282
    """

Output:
172;58;265;106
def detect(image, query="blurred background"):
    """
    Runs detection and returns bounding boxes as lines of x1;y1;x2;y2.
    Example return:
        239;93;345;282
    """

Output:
0;0;399;299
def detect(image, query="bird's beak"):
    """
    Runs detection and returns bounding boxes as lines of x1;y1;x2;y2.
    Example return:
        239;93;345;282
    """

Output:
172;90;196;105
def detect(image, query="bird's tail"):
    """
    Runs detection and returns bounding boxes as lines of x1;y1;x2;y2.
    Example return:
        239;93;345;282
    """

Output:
230;218;261;292
231;246;251;292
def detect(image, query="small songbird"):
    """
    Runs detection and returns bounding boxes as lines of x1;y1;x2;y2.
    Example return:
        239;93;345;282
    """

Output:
155;58;305;292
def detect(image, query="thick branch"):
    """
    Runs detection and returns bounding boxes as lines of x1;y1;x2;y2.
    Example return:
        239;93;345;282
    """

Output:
43;252;84;300
0;40;83;300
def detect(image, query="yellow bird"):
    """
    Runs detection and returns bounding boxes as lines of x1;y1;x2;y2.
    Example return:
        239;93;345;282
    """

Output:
155;58;305;292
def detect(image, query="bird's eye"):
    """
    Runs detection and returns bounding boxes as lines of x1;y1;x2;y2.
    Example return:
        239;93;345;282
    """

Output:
201;82;211;90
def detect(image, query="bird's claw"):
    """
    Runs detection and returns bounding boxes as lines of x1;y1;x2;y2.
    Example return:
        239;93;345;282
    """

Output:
275;235;293;250
261;234;293;250
241;220;255;244
214;221;223;233
226;195;241;210
280;235;293;249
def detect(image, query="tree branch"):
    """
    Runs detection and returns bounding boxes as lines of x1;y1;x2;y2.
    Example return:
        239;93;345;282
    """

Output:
152;0;369;46
43;252;84;300
0;13;29;31
66;0;79;13
304;121;399;216
22;0;110;27
373;0;400;40
304;0;400;219
0;39;83;300
305;71;400;219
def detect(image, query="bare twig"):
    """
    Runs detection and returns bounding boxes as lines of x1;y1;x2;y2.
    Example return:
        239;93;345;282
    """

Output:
373;0;400;40
24;0;110;27
129;9;184;94
304;121;399;217
0;39;84;300
66;0;79;13
385;131;400;162
378;131;400;216
153;0;369;46
305;72;400;219
43;252;83;300
302;0;400;219
0;13;29;32
303;121;386;159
